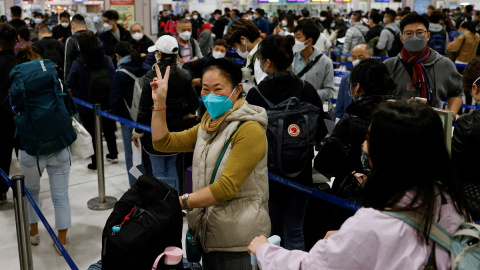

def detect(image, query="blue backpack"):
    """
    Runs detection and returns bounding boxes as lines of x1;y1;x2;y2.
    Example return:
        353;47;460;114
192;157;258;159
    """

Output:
429;32;446;55
9;59;77;173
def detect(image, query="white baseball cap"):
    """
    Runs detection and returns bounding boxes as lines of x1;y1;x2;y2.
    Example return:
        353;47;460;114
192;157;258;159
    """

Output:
147;35;179;54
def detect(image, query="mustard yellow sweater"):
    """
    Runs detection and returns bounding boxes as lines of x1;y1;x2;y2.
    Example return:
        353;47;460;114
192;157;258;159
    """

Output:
153;121;266;202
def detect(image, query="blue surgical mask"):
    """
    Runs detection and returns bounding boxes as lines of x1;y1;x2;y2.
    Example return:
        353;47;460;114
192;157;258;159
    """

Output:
330;23;336;28
202;88;236;120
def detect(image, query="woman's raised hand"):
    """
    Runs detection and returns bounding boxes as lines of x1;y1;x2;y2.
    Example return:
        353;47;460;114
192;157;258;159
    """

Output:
151;65;170;105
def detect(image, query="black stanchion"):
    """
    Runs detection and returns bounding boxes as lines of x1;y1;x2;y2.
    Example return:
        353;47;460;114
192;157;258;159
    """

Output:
11;175;33;270
87;104;117;210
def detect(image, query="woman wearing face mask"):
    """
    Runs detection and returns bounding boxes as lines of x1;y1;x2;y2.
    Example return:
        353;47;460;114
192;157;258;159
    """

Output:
152;58;270;270
274;13;295;36
183;39;229;96
249;101;468;270
314;59;398;230
245;34;325;251
190;11;204;39
110;41;150;187
447;21;480;67
451;56;480;221
323;16;338;46
132;35;199;191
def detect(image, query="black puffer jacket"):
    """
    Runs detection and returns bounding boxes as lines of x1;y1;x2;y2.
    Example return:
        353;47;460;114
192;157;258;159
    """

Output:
134;58;199;155
314;94;398;189
452;110;480;183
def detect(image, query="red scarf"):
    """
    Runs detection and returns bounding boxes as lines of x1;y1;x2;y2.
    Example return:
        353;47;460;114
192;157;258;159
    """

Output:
400;46;432;100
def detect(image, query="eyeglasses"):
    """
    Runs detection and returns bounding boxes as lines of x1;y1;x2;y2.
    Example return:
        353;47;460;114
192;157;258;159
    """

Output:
402;30;428;38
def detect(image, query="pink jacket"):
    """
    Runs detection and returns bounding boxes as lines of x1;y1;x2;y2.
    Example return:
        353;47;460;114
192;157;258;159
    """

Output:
257;193;464;270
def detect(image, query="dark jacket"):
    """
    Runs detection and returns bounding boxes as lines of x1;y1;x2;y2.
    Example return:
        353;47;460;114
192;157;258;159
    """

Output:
212;17;229;40
52;24;72;44
64;29;88;79
32;37;65;78
365;25;384;43
314;95;397;186
253;17;270;34
182;55;211;95
452;110;480;183
67;55;115;113
134;59;199;155
99;24;132;60
9;19;26;32
130;35;155;58
110;59;149;120
191;17;204;39
246;71;325;195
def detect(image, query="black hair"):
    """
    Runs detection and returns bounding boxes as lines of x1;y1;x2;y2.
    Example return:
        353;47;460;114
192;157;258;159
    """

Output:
60;11;70;20
102;10;119;21
352;11;361;22
255;8;265;17
224;19;260;46
466;5;474;13
258;34;295;72
320;11;328;17
404;6;411;12
0;23;17;49
294;19;320;43
385;10;397;22
114;41;142;67
301;8;309;18
350;58;397;96
429;10;444;23
202;58;242;89
17;27;30;41
214;9;222;15
232;9;239;17
363;101;467;241
462;56;480;92
71;14;85;25
370;13;383;24
10;6;22;17
460;20;476;33
400;13;429;32
77;31;104;69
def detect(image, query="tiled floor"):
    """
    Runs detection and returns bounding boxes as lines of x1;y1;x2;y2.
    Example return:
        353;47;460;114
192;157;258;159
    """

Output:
0;126;188;270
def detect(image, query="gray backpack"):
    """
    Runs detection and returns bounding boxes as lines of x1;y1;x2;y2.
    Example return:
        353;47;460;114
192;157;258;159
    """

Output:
118;68;145;121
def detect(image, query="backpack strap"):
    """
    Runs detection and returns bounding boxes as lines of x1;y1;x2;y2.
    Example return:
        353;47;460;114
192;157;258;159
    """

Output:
296;54;323;78
382;211;453;252
253;86;275;108
118;68;138;80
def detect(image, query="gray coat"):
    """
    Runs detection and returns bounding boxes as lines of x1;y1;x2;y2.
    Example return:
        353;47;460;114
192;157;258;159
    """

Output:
292;47;335;101
198;29;213;57
384;49;464;108
376;23;401;55
342;22;369;59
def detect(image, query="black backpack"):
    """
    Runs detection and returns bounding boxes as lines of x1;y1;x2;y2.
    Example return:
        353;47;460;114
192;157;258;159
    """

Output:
77;56;113;109
428;31;447;55
253;84;320;178
101;175;183;270
386;28;403;57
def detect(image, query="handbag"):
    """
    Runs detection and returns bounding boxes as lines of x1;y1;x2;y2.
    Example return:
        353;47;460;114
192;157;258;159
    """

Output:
185;122;244;262
70;117;94;159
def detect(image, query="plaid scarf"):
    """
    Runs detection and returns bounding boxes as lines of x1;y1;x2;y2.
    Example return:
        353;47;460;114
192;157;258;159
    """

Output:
400;46;432;100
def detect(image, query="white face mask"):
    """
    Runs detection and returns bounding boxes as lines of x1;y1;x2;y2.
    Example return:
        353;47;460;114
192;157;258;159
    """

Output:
247;15;253;20
179;31;192;41
253;14;258;19
132;32;143;41
212;51;226;59
292;39;307;53
61;22;69;28
25;20;30;25
185;16;191;20
320;17;326;21
193;15;198;20
34;18;42;24
103;23;113;31
236;40;249;59
282;20;287;26
352;59;360;66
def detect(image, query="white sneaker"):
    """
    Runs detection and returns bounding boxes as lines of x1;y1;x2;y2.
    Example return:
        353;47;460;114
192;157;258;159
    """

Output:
30;234;40;245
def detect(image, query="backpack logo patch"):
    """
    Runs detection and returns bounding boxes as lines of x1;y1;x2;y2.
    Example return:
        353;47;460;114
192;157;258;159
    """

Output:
288;124;300;137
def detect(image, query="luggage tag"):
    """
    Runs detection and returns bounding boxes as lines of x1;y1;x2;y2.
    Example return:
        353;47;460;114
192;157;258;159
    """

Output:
152;247;183;269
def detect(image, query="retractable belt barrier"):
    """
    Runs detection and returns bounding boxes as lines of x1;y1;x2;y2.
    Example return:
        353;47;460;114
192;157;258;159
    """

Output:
0;169;79;270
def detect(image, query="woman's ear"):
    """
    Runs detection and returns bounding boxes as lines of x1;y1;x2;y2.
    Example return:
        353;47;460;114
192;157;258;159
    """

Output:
235;83;243;96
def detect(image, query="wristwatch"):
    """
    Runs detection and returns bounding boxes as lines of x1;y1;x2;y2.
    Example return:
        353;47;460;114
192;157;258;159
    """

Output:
182;193;192;211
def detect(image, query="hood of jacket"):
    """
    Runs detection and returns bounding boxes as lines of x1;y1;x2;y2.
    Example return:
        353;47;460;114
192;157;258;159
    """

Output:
256;71;305;104
118;60;147;77
220;99;268;131
351;22;369;35
385;22;401;34
429;23;444;33
346;94;398;119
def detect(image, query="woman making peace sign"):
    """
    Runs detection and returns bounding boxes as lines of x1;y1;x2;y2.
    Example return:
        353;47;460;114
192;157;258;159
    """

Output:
151;58;270;270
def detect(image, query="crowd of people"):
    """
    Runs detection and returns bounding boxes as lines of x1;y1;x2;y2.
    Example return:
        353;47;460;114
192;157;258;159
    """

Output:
1;4;480;270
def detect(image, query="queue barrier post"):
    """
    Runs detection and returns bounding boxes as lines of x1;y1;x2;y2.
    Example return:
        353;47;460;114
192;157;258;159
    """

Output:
87;103;117;210
11;175;34;270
